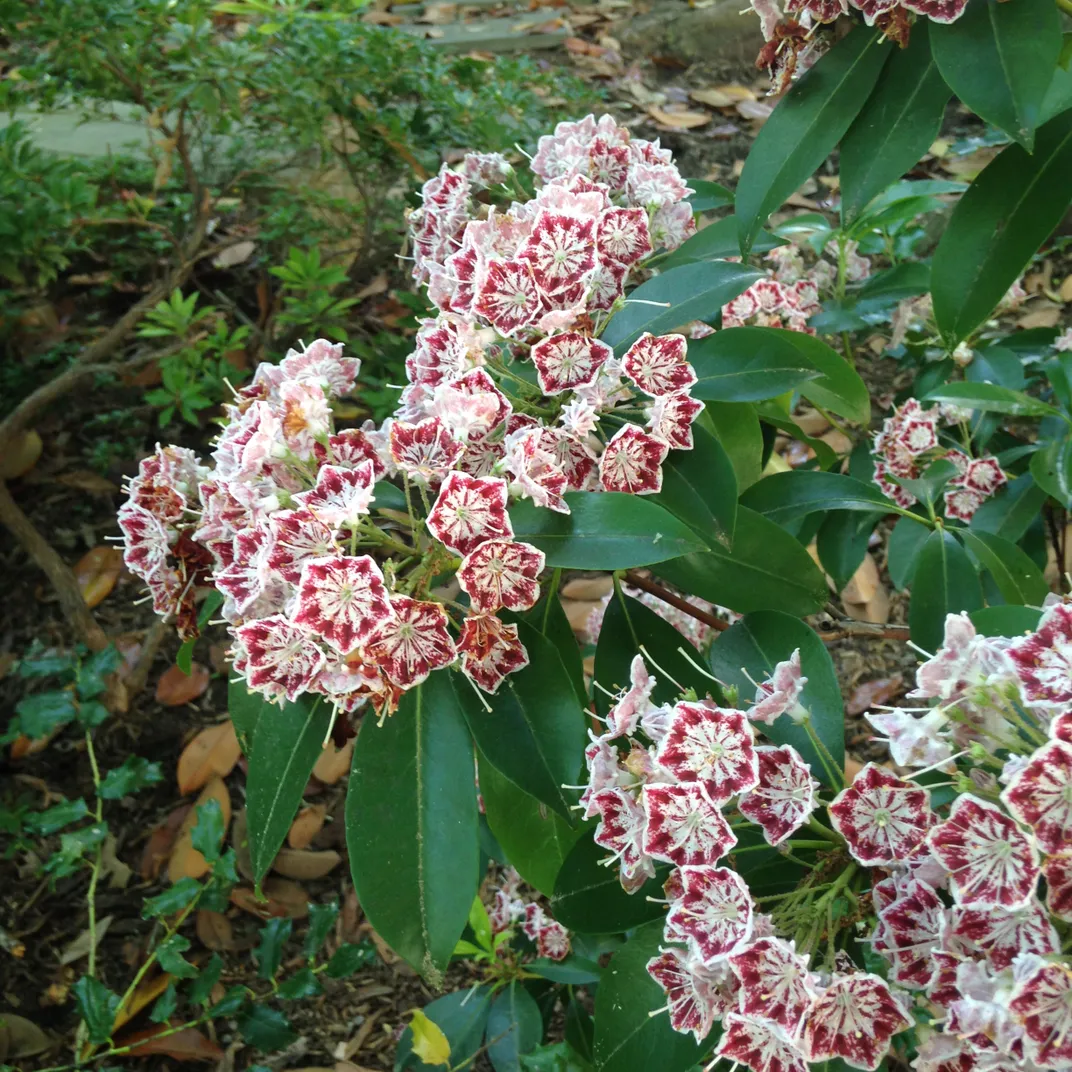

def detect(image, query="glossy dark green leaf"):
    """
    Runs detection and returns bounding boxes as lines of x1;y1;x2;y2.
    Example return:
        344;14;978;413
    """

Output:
346;670;478;983
1031;438;1072;509
551;836;666;934
887;513;930;591
456;624;584;820
960;530;1049;605
817;510;885;593
396;988;493;1072
599;261;762;353
237;1005;297;1052
840;23;951;222
190;797;225;865
15;690;78;738
969;604;1042;637
72;977;120;1044
708;611;845;787
25;798;89;835
150;982;178;1024
99;756;163;800
704;402;763;491
276;966;322;1000
324;940;377;978
688;330;820;403
659;216;783;270
931;0;1061;150
246;694;330;885
685;180;734;213
487;982;544;1072
143;877;201;918
187;954;223;1006
970;473;1048;543
156;934;199;979
228;678;267;755
741;471;897;526
755;406;838;471
528;957;603;985
515;592;587;706
255;918;292;980
652;507;828;617
478;760;582;896
736;26;889;253
931;110;1072;344
908;529;984;652
303;901;339;960
509;492;708;570
593;921;705;1072
1040;49;1072;125
651;425;737;548
923;382;1063;419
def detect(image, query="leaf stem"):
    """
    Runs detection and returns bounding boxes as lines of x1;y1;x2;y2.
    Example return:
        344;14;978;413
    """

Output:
800;715;844;790
84;732;104;982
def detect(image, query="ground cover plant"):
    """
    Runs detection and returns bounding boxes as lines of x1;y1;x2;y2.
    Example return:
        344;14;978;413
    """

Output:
3;0;1072;1070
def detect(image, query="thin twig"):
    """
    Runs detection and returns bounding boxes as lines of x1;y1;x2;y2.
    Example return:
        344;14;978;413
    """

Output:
817;621;911;642
623;571;730;632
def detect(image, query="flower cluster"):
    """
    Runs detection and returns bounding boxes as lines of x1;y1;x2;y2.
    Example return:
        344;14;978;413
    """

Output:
721;276;821;334
488;868;572;961
871;398;1006;520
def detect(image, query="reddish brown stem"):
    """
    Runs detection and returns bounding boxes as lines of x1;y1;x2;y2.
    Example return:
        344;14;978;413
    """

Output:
623;571;731;632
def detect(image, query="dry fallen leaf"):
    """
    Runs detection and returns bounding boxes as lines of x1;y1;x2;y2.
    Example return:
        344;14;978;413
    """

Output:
312;739;353;786
689;87;736;108
271;848;342;881
646;107;710;130
141;804;191;880
74;546;123;608
0;429;43;480
846;675;905;717
111;973;174;1035
417;2;457;21
115;1024;224;1062
55;470;118;495
177;721;241;795
101;835;132;889
0;1013;53;1059
231;878;310;919
168;776;231;883
354;273;389;302
196;909;235;951
1060;276;1072;303
841;553;880;605
711;81;756;101
59;915;113;966
360;9;404;23
211;240;256;269
155;662;211;707
288;804;328;850
1016;304;1063;330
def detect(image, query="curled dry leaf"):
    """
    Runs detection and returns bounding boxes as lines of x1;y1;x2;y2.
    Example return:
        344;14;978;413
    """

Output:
0;1013;53;1060
1060;275;1072;302
211;240;256;269
689;87;737;108
59;915;113;966
55;470;118;495
231;878;310;919
141;803;191;881
271;848;342;881
168;776;231;883
846;674;905;717
646;107;710;130
111;972;174;1036
114;1024;224;1063
196;909;235;951
155;662;211;707
9;728;61;760
74;546;123;608
177;721;241;795
288;804;328;850
0;429;43;480
312;739;353;786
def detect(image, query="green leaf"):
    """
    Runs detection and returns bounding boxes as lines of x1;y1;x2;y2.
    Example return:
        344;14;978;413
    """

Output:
931;0;1061;150
509;492;708;570
455;623;584;819
755;407;838;471
513;593;587;707
187;954;223;1006
931;110;1072;345
208;986;250;1019
960;530;1049;606
659;216;783;270
143;877;201;918
923;382;1063;419
817;510;885;593
887;513;930;591
156;934;199;979
1041;47;1072;125
478;759;582;896
150;982;178;1024
528;957;603;985
652;507;828;617
487;982;544;1072
256;917;292;980
246;694;331;885
908;529;984;652
708;611;845;787
685;179;734;213
551;837;666;934
15;690;78;738
598;261;762;353
741;471;897;526
593;921;704;1072
71;977;120;1045
970;473;1049;543
304;901;340;960
688;330;820;403
970;604;1042;637
77;646;120;700
346;670;479;984
1031;437;1072;509
237;1005;298;1052
77;701;110;730
190;797;225;865
704;402;763;491
783;333;871;426
228;679;267;755
324;940;378;978
736;26;890;253
25;798;89;835
175;638;195;676
650;425;737;548
276;966;322;1000
840;23;952;222
99;756;164;799
566;999;595;1066
396;988;493;1072
521;1042;595;1072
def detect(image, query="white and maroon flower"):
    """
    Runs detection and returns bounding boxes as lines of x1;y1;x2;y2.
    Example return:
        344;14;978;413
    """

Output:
215;525;276;618
656;703;759;803
280;338;360;397
928;795;1040;908
596;207;653;267
865;707;953;769
517;211;596;295
828;763;934;866
536;919;571;961
457;539;545;614
599;425;669;495
729;937;818;1033
1008;603;1072;708
118;504;173;579
879;878;949;989
1009;961;1072;1069
627;162;691;208
959;457;1006;497
388;417;464;482
1051;710;1072;744
1001;739;1072;855
646;391;704;451
266;509;337;584
737;745;819;846
646;948;720;1043
802;974;911;1071
315;428;386;479
235;615;327;703
587;261;627;312
641;783;737;867
278;380;332;458
715;1014;807;1072
363;596;456;688
605;654;655;737
910;612;1015;704
530;332;611;395
531;427;597;492
951;900;1058;971
426;472;513;556
293;555;393;653
1043;853;1072;921
621;334;696;397
900;0;968;22
472;258;543;336
591;786;654;890
750;650;807;725
294;462;377;531
456;614;529;693
666;865;754;965
944;485;985;523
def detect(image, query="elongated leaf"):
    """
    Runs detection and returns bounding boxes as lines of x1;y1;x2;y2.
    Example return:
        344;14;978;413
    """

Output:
509;492;708;570
960;530;1048;606
651;425;737;548
740;471;896;525
599;261;762;353
479;760;581;896
970;605;1041;637
931;0;1061;150
659;216;783;270
931;110;1072;345
708;611;845;787
685;180;734;213
552;837;666;934
786;332;871;425
246;695;330;885
397;988;494;1072
887;512;931;591
1040;50;1072;126
593;921;704;1072
908;530;984;652
455;624;584;820
840;23;952;222
1031;437;1072;509
652;507;828;616
515;593;587;706
487;983;544;1072
704;402;763;491
817;510;885;592
228;679;267;755
970;473;1049;544
923;382;1063;419
346;671;478;982
736;26;889;253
